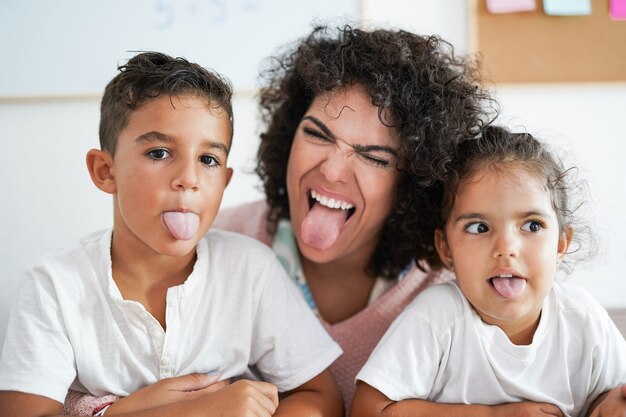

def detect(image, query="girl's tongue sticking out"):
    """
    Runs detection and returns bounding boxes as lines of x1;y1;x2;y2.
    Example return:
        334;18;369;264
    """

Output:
491;276;527;298
163;212;200;241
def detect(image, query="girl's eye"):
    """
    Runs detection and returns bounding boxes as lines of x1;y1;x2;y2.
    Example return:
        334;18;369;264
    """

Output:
522;220;543;233
465;222;489;234
200;155;218;167
147;148;170;160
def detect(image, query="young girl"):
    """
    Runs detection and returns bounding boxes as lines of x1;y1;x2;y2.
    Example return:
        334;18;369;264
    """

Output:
351;126;626;417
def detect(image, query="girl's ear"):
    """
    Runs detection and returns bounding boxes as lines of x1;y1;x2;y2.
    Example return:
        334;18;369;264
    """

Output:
86;149;116;194
557;225;574;261
434;229;453;270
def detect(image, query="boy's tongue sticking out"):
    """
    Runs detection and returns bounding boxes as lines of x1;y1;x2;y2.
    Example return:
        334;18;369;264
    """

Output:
491;276;527;298
163;212;200;241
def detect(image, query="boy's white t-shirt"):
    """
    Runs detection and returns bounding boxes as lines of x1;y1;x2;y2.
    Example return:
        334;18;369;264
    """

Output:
356;280;626;417
0;229;342;404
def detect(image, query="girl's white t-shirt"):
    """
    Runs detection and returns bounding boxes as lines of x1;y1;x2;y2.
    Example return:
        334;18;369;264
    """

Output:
357;280;626;417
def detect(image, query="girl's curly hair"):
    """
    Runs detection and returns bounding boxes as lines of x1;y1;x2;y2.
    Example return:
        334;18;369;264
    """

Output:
256;24;497;278
430;125;595;271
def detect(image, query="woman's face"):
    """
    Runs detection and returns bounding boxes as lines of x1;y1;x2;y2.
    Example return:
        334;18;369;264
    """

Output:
286;84;401;266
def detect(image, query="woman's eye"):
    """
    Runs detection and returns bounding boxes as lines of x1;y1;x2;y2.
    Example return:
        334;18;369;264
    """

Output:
465;222;489;234
361;154;390;168
200;155;218;166
303;127;331;143
522;220;543;233
147;148;170;160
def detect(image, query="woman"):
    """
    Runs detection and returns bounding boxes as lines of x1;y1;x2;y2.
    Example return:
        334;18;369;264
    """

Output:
63;24;494;415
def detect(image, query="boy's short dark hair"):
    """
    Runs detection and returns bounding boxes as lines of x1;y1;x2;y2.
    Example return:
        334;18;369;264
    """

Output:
99;51;233;155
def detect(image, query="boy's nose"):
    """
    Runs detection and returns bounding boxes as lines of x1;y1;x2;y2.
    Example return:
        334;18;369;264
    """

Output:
172;160;200;191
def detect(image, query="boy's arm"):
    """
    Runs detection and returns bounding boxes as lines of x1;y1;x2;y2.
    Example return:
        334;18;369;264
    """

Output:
2;379;279;417
273;369;343;417
350;382;564;417
586;386;626;417
0;391;63;417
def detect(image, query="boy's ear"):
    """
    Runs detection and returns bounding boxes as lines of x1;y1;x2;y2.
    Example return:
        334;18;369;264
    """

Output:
557;225;574;261
86;149;116;194
225;167;233;188
434;229;453;269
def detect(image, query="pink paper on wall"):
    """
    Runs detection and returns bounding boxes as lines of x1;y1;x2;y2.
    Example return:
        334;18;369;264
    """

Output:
610;0;626;20
486;0;536;13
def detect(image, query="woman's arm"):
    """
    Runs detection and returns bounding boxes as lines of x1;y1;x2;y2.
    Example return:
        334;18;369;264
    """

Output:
350;381;564;417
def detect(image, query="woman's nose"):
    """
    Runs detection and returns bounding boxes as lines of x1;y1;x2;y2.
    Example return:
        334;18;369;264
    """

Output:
319;146;351;183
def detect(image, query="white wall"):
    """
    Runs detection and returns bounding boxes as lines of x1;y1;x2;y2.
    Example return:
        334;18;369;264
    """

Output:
1;1;625;346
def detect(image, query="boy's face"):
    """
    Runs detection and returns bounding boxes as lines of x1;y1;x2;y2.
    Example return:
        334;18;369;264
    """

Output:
435;166;570;344
105;94;232;258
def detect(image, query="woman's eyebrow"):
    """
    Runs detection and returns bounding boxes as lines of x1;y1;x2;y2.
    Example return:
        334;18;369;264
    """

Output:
352;143;399;157
302;115;398;157
302;115;336;139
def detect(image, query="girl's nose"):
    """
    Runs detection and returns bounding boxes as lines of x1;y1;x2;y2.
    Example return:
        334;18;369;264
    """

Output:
492;232;520;259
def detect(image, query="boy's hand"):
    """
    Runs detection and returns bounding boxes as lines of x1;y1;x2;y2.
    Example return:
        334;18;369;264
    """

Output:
106;373;229;415
491;402;564;417
587;386;626;417
191;379;279;417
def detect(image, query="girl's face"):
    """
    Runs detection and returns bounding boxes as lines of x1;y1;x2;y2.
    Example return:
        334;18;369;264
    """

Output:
435;164;571;344
286;84;401;267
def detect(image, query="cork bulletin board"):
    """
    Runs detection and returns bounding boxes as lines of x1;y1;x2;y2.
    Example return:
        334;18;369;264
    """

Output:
469;0;626;83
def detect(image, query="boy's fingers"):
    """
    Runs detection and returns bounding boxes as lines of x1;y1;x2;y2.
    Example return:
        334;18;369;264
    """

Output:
254;381;279;407
166;373;222;392
621;383;626;398
196;380;230;394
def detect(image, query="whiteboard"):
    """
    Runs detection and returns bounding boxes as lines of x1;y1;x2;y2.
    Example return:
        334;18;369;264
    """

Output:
0;0;360;97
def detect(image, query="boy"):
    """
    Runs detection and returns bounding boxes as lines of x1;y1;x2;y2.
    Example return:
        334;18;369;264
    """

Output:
0;52;343;417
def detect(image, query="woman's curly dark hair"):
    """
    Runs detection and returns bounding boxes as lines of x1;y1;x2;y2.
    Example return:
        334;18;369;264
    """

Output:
256;24;497;278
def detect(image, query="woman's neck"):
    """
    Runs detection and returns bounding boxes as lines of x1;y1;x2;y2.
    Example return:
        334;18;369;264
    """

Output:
301;254;377;324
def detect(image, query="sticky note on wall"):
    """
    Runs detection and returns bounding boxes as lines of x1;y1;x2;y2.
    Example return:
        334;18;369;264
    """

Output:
543;0;591;15
486;0;536;13
610;0;626;19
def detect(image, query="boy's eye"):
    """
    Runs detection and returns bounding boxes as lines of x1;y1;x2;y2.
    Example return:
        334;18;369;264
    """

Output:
147;148;170;160
521;220;543;233
200;155;218;166
465;222;489;234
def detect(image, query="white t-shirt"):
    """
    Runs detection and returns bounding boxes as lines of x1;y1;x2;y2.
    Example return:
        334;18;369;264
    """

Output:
0;229;342;404
356;280;626;417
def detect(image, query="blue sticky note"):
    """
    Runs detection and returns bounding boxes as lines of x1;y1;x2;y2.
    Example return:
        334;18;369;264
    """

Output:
487;0;536;14
543;0;591;15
